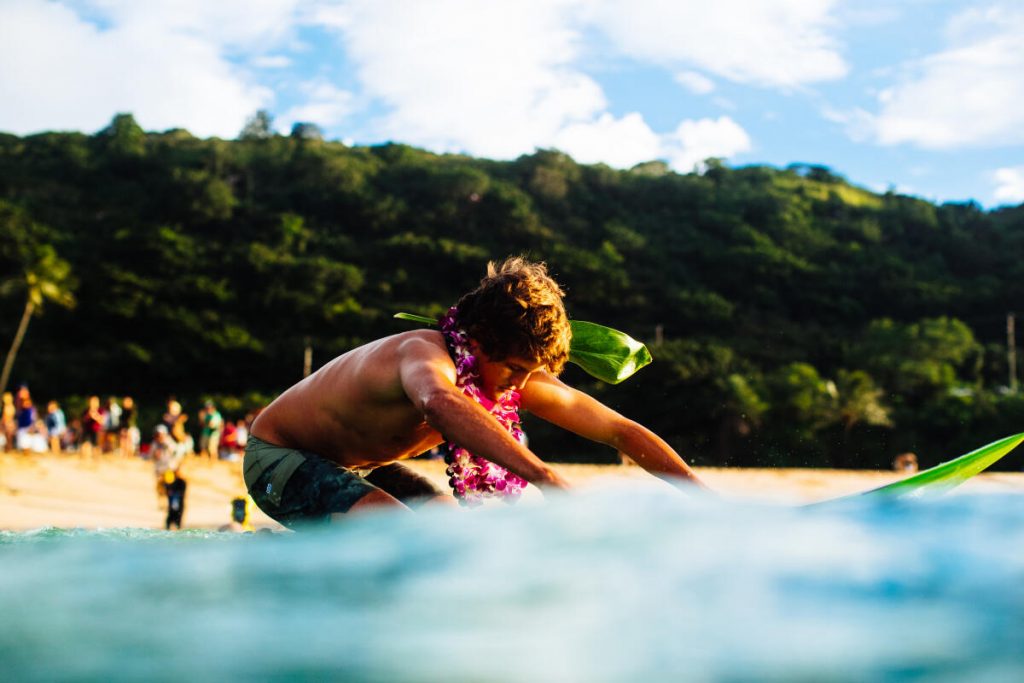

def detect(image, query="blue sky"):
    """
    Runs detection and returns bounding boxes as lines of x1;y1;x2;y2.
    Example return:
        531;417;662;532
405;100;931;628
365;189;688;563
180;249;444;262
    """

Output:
2;0;1023;207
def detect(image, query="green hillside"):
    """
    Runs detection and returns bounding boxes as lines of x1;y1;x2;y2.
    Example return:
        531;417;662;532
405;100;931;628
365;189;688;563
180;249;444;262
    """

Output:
2;114;1023;469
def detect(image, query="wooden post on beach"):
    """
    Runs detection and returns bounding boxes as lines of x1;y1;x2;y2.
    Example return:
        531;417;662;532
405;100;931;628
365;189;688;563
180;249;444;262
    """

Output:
303;337;313;378
1009;313;1018;393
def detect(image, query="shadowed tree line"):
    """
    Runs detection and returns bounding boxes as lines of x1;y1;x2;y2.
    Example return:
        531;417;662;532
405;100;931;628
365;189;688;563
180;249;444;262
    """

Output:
2;112;1023;469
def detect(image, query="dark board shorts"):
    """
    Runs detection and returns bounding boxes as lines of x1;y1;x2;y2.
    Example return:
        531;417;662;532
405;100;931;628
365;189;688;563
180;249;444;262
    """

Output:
243;435;443;529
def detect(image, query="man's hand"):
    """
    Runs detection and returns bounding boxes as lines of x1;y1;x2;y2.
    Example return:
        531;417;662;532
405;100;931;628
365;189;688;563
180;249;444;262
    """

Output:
535;466;571;493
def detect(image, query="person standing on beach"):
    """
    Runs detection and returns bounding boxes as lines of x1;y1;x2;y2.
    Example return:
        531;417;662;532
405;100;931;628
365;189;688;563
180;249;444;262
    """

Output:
198;400;223;461
246;257;707;528
14;386;37;453
119;396;138;458
80;396;104;459
102;397;121;454
161;398;180;434
151;424;180;502
45;401;67;453
1;392;16;452
162;469;187;530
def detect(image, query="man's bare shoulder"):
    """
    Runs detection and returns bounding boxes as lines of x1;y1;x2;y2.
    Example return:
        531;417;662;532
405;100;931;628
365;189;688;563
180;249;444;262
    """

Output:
390;329;456;378
344;329;453;385
391;328;447;352
366;329;446;364
340;329;445;364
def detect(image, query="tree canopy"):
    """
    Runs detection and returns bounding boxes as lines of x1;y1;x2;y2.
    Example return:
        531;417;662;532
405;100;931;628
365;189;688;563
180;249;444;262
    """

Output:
1;115;1023;469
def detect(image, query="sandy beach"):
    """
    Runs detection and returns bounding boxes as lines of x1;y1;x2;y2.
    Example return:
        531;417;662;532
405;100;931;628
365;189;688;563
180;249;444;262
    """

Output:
2;452;1022;532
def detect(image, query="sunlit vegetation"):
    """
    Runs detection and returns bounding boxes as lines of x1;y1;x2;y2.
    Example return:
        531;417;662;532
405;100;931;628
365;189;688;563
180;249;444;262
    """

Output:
2;113;1023;468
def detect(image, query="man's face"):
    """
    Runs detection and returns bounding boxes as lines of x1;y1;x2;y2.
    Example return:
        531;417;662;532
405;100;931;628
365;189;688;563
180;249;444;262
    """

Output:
470;342;546;400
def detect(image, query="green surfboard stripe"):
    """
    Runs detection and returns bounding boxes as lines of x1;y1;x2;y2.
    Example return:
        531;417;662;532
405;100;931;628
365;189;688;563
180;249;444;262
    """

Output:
858;432;1024;500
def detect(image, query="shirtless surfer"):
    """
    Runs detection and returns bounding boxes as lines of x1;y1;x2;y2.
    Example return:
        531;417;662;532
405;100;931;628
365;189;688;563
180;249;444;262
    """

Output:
246;256;706;527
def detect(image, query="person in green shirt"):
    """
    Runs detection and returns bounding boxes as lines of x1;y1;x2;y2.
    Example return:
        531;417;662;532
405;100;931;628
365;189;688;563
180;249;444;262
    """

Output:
199;400;224;461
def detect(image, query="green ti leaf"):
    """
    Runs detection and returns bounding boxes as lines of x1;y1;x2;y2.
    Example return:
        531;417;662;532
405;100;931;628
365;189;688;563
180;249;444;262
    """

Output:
393;312;438;326
568;320;652;384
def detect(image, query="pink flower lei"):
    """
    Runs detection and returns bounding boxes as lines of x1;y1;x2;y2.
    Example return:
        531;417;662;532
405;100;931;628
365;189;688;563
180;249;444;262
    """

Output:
439;306;528;506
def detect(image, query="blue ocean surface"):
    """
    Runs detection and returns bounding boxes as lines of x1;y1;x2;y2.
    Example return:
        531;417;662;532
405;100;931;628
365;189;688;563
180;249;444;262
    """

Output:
2;486;1023;682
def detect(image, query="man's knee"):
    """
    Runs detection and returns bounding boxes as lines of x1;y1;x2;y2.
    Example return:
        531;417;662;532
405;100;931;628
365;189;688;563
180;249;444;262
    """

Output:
421;493;457;508
365;463;443;503
342;488;410;516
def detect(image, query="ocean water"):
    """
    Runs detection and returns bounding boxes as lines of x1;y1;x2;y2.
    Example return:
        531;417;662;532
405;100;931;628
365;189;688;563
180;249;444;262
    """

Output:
2;487;1023;682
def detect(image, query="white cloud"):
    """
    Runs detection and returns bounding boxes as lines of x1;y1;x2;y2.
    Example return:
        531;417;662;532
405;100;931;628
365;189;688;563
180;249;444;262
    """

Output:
252;55;292;69
858;3;1024;149
835;6;902;27
334;0;604;159
330;0;756;169
552;112;662;168
279;81;354;130
713;97;738;111
821;105;874;142
0;0;290;137
675;71;715;95
664;117;752;172
82;0;300;50
993;166;1024;204
0;0;763;171
582;0;847;89
298;2;352;31
554;111;753;172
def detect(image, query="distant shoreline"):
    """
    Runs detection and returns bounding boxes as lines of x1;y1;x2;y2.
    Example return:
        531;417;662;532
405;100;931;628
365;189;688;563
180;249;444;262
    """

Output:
2;453;1022;531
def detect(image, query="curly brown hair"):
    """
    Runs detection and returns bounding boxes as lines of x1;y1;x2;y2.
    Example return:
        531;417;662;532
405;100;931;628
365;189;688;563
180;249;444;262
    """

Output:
455;257;572;374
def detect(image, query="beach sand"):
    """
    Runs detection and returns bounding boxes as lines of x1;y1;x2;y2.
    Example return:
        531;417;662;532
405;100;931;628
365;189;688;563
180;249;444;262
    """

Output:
2;452;1022;531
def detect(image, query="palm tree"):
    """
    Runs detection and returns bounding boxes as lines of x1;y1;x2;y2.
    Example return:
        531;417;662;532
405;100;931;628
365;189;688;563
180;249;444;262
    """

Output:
0;244;76;393
834;369;892;433
829;369;893;468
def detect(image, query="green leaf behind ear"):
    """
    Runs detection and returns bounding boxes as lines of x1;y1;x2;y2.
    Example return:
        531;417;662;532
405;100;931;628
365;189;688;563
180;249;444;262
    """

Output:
394;312;438;326
394;312;653;384
568;320;653;384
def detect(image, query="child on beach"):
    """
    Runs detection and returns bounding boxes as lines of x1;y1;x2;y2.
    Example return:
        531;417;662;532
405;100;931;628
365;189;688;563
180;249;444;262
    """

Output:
219;497;253;532
151;425;180;503
80;396;104;459
246;256;707;528
162;469;187;530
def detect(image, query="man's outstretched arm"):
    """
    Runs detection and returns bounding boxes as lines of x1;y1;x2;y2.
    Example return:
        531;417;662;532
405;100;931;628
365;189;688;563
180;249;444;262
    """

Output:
397;337;570;493
521;372;709;490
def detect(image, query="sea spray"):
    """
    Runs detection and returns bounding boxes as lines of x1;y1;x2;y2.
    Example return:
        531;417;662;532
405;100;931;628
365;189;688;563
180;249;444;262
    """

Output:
2;487;1023;682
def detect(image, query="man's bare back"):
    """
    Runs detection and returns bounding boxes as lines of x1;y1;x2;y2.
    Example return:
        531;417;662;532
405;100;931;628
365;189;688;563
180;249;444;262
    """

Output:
251;329;450;469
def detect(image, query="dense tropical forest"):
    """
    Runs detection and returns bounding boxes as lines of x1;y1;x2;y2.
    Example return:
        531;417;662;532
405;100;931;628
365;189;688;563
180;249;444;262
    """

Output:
2;112;1023;469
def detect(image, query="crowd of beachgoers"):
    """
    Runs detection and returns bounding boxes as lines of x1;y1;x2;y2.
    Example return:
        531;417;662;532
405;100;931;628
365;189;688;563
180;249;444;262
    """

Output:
2;384;262;531
1;384;255;468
